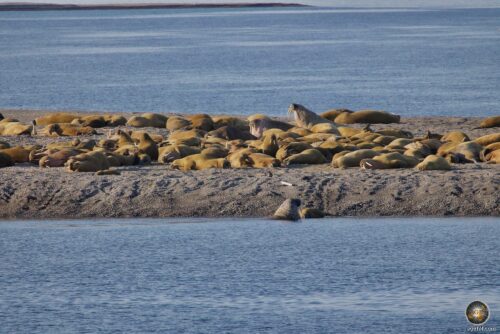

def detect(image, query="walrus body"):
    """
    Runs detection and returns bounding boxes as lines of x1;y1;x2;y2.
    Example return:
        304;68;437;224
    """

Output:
320;109;353;122
42;123;97;137
171;154;229;171
65;151;110;172
478;116;500;128
273;199;301;221
208;125;255;141
0;122;33;136
126;113;167;128
416;155;452;171
332;149;380;168
360;152;419;169
0;146;32;163
158;145;200;164
441;131;470;143
137;133;158;161
334;110;400;124
34;112;79;126
186;114;214;131
300;208;325;219
283;149;326;165
0;152;14;168
38;148;83;167
166;116;191;131
474;133;500;146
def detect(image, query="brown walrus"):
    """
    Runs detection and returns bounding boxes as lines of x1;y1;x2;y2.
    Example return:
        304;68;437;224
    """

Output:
415;155;452;171
478;116;500;129
335;110;400;124
65;151;110;172
0;151;14;168
34;112;80;126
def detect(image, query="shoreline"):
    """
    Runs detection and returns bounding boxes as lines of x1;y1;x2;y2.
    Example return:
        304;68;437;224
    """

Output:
0;3;308;12
1;109;499;219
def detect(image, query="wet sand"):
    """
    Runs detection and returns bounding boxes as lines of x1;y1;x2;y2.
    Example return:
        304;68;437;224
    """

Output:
1;109;499;219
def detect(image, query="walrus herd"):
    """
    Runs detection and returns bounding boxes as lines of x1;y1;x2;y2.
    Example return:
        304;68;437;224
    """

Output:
0;107;499;172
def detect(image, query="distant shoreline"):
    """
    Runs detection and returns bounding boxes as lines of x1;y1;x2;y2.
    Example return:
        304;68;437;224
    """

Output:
0;2;308;12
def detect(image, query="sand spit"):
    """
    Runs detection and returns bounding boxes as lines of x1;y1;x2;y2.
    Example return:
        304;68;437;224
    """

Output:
0;109;499;219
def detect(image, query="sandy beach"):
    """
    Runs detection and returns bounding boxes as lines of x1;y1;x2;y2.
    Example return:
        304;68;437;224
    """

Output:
1;109;499;219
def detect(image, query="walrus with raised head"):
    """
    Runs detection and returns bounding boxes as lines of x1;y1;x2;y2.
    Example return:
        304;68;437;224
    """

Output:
137;133;158;161
273;198;301;221
247;114;293;138
288;104;339;135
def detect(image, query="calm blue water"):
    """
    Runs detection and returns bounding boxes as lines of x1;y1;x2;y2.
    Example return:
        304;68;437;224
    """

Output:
0;217;499;333
0;7;499;116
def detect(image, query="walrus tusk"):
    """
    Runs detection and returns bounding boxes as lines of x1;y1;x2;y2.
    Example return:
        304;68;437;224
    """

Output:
280;181;293;186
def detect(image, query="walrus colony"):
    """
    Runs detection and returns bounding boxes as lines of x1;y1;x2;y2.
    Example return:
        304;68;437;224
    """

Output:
0;105;499;174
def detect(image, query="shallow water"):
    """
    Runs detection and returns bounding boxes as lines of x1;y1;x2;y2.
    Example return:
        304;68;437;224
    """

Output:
0;217;499;333
0;7;499;116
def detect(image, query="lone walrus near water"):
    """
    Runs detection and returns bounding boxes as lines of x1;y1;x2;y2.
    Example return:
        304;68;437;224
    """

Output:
273;198;301;221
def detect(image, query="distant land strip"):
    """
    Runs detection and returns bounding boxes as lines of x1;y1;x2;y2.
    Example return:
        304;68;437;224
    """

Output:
0;2;308;11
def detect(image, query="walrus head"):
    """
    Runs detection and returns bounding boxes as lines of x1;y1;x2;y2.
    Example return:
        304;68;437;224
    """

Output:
288;103;318;128
248;114;269;138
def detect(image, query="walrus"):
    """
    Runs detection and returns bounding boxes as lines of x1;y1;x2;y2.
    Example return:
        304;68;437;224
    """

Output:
273;198;301;221
247;114;293;138
283;149;326;166
474;133;500;146
65;151;110;172
260;134;279;157
275;142;313;161
166;116;191;131
200;146;229;159
0;152;14;168
0;121;33;136
360;152;419;169
372;135;397;146
126;113;167;128
228;148;259;168
246;153;280;168
171;154;229;171
415;155;452;171
385;138;414;150
332;149;380;168
158;145;201;164
212;116;249;131
375;128;413;138
208;125;255;141
288;127;312;137
137;133;158;161
0;113;3;120
451;141;484;163
0;146;33;163
186;114;214;131
335;110;400;124
42;123;97;137
480;142;500;162
300;208;325;219
71;115;107;128
103;115;127;127
34;112;80;126
320;108;353;122
288;104;339;135
483;149;500;164
38;148;83;168
337;126;364;138
441;131;470;143
168;129;205;145
478;116;500;129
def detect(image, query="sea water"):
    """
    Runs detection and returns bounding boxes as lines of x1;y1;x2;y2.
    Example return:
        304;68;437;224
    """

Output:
0;217;499;333
0;7;499;116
